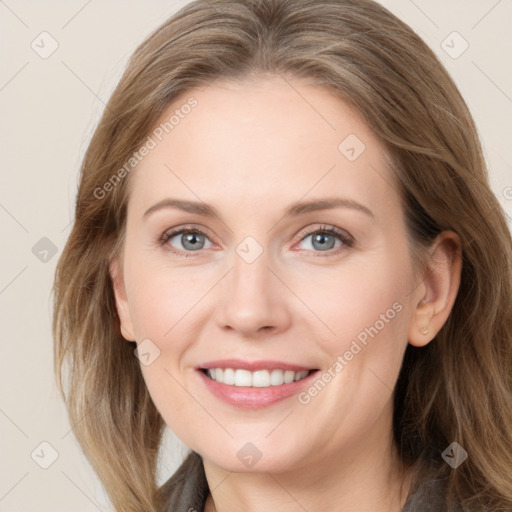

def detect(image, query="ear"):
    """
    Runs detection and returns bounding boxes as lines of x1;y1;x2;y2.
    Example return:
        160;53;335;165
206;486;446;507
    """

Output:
408;231;462;347
109;258;136;342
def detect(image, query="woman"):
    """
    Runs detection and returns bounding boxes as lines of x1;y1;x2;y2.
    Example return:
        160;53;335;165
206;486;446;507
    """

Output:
52;0;512;511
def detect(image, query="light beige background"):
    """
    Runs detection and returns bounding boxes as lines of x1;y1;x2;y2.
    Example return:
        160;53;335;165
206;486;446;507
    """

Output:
1;1;511;510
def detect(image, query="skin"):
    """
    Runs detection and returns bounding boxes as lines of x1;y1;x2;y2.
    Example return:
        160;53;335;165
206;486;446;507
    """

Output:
110;75;462;512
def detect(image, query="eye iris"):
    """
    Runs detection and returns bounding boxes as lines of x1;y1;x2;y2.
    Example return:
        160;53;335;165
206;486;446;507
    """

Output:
171;229;341;252
312;232;335;251
182;232;204;250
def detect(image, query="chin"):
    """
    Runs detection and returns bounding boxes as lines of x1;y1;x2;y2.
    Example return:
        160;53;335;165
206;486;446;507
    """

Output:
201;440;308;474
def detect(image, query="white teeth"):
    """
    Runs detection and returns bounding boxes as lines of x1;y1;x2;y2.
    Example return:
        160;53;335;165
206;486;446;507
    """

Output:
270;369;285;385
252;370;269;388
234;369;252;386
205;368;311;387
287;370;297;383
223;368;235;385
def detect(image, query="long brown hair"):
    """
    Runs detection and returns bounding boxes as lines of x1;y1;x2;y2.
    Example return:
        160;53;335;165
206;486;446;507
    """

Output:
52;0;512;510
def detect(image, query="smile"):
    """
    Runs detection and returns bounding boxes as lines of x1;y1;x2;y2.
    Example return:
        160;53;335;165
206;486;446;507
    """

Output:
203;368;313;387
196;359;320;408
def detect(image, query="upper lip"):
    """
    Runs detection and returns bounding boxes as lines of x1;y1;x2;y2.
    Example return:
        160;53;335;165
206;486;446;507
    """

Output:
197;359;317;372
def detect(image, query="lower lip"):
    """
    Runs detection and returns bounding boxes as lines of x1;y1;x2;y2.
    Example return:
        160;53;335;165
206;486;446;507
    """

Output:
196;369;319;409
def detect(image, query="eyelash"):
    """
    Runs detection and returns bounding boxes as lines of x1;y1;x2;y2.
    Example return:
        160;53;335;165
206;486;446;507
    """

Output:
158;224;354;258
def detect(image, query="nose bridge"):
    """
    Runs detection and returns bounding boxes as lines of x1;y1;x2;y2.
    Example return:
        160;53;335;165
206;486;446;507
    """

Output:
232;238;270;296
217;234;290;335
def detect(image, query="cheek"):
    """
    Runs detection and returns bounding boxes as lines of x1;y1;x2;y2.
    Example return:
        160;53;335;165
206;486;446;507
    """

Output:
126;258;209;343
298;252;411;351
125;264;208;442
298;269;410;446
299;250;412;425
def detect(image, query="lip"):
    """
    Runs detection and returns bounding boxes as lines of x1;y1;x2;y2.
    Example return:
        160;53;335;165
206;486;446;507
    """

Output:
197;359;315;372
196;364;319;410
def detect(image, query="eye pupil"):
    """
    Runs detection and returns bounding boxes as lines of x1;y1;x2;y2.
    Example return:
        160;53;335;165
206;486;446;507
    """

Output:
313;232;335;251
182;232;204;250
164;227;347;256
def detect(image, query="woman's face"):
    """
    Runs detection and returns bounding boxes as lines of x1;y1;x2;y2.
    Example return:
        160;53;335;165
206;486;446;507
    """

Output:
111;76;427;473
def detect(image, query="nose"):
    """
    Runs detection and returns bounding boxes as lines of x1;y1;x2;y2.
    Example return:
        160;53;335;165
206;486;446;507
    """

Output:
216;246;292;338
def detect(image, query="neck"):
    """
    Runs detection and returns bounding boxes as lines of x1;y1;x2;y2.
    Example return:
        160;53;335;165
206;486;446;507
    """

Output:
202;405;413;512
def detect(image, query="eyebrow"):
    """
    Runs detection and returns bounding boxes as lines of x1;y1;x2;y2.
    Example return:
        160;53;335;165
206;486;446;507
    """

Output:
143;197;374;221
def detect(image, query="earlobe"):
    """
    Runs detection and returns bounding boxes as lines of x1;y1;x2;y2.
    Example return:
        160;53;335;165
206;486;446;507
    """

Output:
109;258;136;342
408;231;462;347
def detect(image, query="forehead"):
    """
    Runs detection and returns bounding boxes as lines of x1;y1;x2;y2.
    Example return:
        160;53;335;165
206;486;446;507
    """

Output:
127;76;398;219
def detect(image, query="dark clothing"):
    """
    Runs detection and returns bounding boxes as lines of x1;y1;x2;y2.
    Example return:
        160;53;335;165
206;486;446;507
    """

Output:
160;451;454;511
159;452;209;512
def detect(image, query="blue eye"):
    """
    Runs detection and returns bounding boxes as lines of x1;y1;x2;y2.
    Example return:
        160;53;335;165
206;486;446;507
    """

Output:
298;229;346;252
159;224;353;257
162;228;213;255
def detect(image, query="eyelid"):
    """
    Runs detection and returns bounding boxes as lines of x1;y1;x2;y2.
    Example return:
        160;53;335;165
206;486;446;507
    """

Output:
159;223;214;244
159;223;354;257
159;224;216;257
293;224;354;247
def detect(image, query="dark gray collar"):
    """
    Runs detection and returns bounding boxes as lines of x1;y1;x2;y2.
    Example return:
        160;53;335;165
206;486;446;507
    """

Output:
161;452;455;512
